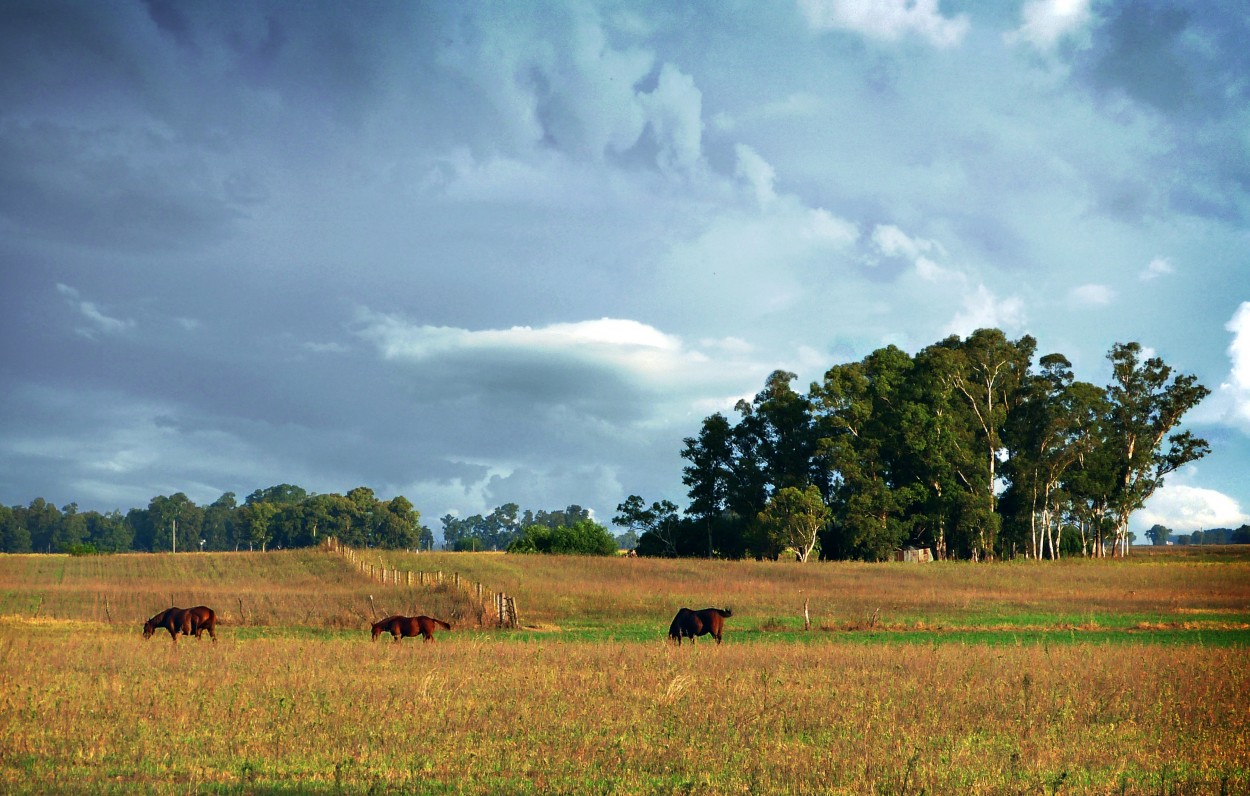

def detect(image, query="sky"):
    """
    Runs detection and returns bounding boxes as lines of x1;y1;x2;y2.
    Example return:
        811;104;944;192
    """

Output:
2;0;1248;540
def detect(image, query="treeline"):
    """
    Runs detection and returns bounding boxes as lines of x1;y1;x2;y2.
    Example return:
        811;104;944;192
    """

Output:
0;485;433;554
619;329;1210;562
0;487;623;557
439;503;595;551
1146;524;1250;546
439;503;619;554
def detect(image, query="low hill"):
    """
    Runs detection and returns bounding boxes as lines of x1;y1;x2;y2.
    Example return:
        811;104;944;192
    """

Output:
3;544;1248;639
0;546;474;631
375;545;1250;635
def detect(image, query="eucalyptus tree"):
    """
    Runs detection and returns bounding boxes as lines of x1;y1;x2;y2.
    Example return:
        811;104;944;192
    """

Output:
0;505;32;553
236;499;278;552
52;503;88;552
906;345;983;559
810;345;920;560
86;510;132;553
727;370;821;556
756;485;829;562
22;498;61;553
374;495;422;549
1102;343;1210;556
737;370;821;491
202;493;238;551
614;495;683;556
922;329;1036;559
680;412;734;557
303;493;359;546
146;493;203;553
1003;354;1106;559
1059;437;1120;557
345;486;380;546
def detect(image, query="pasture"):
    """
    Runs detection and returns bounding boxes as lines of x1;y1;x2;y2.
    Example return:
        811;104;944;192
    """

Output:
1;546;1248;794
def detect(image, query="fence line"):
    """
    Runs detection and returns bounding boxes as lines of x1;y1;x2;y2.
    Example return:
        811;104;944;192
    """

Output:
323;536;518;628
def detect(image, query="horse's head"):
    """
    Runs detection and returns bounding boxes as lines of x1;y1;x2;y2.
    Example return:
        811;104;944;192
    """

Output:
142;620;155;639
370;623;383;641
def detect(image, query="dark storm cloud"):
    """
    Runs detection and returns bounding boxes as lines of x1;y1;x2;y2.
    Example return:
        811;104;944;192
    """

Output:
1082;0;1249;118
1075;1;1250;223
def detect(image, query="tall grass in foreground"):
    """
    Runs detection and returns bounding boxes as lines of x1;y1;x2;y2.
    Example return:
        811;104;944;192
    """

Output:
0;622;1245;794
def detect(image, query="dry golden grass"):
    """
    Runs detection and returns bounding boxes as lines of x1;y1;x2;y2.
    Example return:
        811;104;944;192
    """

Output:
378;548;1250;632
1;546;1247;793
0;621;1245;794
0;548;477;631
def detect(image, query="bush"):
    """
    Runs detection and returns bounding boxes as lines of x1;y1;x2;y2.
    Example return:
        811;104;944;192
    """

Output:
507;519;617;556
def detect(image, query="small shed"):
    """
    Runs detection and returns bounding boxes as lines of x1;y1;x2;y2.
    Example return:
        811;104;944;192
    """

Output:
895;546;933;563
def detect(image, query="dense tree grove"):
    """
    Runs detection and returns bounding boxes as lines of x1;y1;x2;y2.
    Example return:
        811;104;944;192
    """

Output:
0;485;434;554
438;503;595;552
625;329;1211;562
0;490;620;557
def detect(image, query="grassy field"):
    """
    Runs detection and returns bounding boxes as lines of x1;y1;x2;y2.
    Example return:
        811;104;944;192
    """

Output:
376;546;1250;642
1;546;1248;793
0;548;477;632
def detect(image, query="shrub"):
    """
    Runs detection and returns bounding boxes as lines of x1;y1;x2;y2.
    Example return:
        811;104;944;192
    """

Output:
507;519;617;556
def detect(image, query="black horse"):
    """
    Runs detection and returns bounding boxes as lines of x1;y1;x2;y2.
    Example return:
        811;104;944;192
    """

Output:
143;606;217;643
668;607;732;645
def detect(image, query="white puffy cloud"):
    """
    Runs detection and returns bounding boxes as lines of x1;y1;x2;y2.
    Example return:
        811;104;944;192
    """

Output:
915;256;958;282
871;224;943;262
1069;283;1115;306
353;312;761;405
799;0;970;48
735;143;778;206
944;284;1026;338
1133;484;1250;533
1007;0;1092;51
639;63;705;172
1219;301;1250;432
1140;257;1174;280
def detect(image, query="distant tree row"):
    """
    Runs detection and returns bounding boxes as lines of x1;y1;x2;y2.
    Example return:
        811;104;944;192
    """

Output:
0;488;622;558
618;330;1210;562
0;485;433;554
438;502;619;555
1145;524;1250;546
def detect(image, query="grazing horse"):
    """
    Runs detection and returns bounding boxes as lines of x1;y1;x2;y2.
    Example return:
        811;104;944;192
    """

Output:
371;614;452;643
668;607;732;645
143;605;217;643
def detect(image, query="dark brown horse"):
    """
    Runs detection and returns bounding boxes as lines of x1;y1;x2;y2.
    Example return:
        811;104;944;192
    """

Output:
371;614;452;643
143;606;217;643
668;607;732;645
